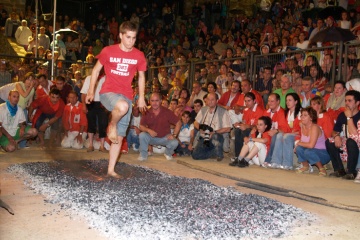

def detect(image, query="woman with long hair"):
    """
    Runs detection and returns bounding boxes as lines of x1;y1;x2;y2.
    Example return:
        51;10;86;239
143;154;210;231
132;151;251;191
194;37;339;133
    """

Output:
269;93;301;170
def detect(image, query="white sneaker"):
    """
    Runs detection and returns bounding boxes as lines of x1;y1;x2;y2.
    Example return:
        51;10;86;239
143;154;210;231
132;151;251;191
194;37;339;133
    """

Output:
137;156;147;161
164;154;173;161
354;170;360;183
262;162;272;168
269;163;281;169
280;165;293;170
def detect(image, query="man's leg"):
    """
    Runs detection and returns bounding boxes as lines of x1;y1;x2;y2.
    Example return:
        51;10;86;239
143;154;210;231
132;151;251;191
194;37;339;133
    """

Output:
108;136;124;177
234;128;251;156
264;133;277;163
108;99;129;143
325;139;345;174
210;133;224;160
139;132;152;160
346;138;359;176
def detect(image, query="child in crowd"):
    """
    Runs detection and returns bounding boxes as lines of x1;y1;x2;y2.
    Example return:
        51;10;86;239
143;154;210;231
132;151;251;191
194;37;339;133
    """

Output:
234;116;272;167
175;111;194;156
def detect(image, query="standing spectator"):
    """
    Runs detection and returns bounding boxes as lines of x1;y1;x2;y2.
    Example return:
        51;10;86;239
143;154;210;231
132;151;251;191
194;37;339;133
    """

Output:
15;20;32;51
36;74;53;98
38;26;50;50
51;75;72;104
61;91;87;149
0;59;12;87
4;12;20;37
255;66;273;106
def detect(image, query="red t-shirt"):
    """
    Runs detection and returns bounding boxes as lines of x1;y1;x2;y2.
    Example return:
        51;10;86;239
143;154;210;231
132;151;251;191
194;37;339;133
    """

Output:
263;107;291;133
140;106;179;138
97;45;147;100
236;89;264;109
250;131;272;153
242;104;264;126
31;95;65;127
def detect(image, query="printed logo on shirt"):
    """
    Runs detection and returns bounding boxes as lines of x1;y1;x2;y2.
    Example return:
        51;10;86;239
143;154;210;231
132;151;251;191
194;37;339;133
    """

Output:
109;57;138;77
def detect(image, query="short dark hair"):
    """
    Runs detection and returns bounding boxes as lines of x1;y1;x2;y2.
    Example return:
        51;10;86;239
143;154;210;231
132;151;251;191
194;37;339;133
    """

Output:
270;93;281;102
36;74;47;79
170;98;178;104
207;82;217;90
346;90;360;103
334;81;346;89
55;75;65;82
194;99;203;106
244;92;256;101
50;88;61;96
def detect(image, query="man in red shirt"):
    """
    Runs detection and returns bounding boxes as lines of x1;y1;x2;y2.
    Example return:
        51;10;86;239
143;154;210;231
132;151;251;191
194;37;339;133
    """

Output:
231;92;264;165
61;91;87;149
262;93;291;166
36;74;53;99
218;80;241;110
28;88;65;148
139;93;181;161
236;79;264;109
86;21;147;178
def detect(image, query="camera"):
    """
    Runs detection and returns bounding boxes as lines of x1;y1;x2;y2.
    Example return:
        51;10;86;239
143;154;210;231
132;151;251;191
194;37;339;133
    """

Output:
199;124;213;147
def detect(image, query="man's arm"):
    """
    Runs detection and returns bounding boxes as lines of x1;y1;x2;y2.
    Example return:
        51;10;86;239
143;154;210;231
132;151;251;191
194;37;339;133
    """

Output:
86;61;103;103
0;122;16;145
214;127;231;134
137;71;147;111
139;124;157;137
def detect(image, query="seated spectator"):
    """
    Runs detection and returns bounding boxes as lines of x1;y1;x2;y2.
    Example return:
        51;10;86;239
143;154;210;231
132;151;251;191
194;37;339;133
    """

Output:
138;93;181;161
169;98;178;112
326;90;360;180
262;93;291;166
174;111;194;156
309;64;328;96
36;74;53;98
61;91;87;149
295;107;330;176
324;81;346;122
232;92;264;163
234;116;273;168
255;66;273;106
236;79;264;109
300;76;321;108
215;64;229;95
269;93;301;170
218;80;241;110
273;74;296;108
207;82;221;99
310;96;334;139
187;81;207;107
0;90;38;152
28;88;65;148
127;102;141;152
291;66;303;96
190;99;203;122
192;93;232;161
14;72;37;118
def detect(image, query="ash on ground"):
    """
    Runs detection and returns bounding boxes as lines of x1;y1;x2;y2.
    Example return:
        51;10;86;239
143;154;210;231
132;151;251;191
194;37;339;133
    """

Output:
8;160;314;239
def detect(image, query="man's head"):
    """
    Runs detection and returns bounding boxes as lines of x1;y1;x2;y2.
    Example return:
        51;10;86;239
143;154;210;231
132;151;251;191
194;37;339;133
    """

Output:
37;74;48;88
55;76;66;90
333;81;346;97
280;74;292;91
345;90;360;111
151;84;160;93
244;92;256;109
241;79;252;94
119;21;138;51
267;93;280;111
49;88;61;104
149;93;162;110
230;80;240;94
192;82;202;94
263;66;272;81
8;90;20;106
301;76;313;94
178;97;187;107
169;98;178;111
67;91;78;106
193;99;203;113
206;92;218;109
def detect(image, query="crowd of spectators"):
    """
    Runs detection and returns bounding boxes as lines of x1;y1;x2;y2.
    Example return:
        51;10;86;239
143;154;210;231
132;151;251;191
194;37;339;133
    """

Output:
1;1;360;184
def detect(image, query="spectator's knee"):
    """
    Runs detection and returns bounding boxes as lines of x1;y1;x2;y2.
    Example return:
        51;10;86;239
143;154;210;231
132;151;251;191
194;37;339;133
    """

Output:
6;144;16;152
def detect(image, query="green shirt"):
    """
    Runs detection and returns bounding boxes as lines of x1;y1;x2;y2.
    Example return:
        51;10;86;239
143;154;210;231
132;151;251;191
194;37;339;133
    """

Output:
273;88;296;109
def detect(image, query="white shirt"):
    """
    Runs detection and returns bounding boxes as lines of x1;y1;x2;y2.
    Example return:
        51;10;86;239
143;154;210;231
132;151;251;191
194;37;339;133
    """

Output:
81;76;105;102
178;123;194;143
228;109;243;125
195;107;232;131
0;103;26;136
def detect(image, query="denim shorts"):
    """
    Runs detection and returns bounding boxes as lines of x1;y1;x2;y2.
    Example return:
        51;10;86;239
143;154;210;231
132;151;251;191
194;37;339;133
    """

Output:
100;92;132;137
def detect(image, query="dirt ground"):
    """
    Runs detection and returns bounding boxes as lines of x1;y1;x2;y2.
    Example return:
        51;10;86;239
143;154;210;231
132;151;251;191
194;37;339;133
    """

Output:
1;147;359;239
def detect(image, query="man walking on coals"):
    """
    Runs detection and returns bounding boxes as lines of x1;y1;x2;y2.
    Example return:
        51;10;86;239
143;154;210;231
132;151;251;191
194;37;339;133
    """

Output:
86;21;147;178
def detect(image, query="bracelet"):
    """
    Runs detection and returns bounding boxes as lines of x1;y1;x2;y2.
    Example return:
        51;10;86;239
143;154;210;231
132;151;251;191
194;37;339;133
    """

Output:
79;133;83;135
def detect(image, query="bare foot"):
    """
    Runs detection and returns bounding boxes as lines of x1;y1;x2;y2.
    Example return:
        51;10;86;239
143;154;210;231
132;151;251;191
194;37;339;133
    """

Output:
107;172;122;179
108;123;118;144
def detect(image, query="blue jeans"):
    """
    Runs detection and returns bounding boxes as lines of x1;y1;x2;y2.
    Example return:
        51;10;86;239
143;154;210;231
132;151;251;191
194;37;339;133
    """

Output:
234;128;251;156
139;132;178;158
270;133;295;168
357;153;360;170
264;133;277;163
126;129;139;149
192;133;224;160
175;143;192;156
296;146;330;165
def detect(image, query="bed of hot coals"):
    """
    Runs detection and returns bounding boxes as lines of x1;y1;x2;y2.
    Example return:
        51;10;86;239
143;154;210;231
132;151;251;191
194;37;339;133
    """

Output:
8;160;314;239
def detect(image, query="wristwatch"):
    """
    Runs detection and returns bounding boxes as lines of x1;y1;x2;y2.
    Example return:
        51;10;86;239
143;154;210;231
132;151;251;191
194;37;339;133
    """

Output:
347;116;353;121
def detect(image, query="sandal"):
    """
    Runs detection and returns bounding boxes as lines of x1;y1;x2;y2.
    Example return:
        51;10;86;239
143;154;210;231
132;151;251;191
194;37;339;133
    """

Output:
296;166;310;174
318;167;327;177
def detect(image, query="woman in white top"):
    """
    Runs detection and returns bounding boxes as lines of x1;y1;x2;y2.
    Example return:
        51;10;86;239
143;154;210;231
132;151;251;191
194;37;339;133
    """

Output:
338;11;352;30
15;72;36;121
